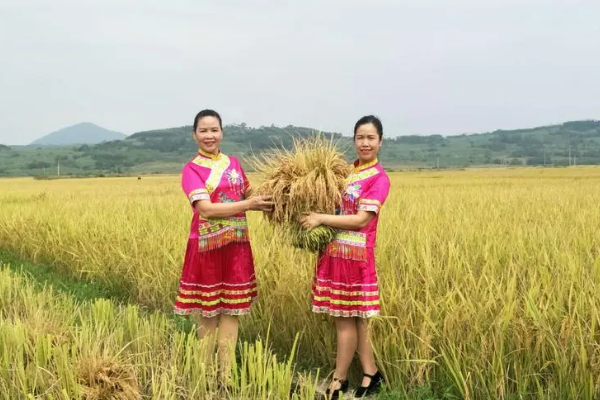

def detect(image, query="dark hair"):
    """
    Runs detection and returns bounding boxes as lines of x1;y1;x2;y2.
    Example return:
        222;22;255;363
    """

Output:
193;109;223;131
354;115;383;140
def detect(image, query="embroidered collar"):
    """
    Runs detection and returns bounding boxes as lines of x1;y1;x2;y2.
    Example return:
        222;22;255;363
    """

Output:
352;158;378;173
198;148;222;160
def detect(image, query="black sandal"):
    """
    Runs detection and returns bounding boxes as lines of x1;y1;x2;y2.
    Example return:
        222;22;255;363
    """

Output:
354;370;383;398
325;377;349;400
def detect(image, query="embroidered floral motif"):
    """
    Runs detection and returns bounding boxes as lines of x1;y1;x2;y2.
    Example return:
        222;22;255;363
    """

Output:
343;183;361;202
225;168;244;195
218;191;234;203
226;169;241;185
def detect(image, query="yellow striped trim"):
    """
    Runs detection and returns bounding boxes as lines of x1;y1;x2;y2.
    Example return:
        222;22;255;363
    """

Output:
199;149;222;160
352;158;378;173
313;296;379;306
205;155;230;194
358;204;379;213
188;188;208;196
192;155;214;168
346;168;380;185
358;198;381;213
313;287;379;297
175;296;254;306
332;230;366;246
359;198;381;206
179;288;255;297
188;188;210;203
191;153;231;194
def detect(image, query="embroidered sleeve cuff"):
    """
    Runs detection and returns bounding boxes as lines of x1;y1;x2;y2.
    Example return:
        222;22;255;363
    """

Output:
188;189;210;204
358;199;381;214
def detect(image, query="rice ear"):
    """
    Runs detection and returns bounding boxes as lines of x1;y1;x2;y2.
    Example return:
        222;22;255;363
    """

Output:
244;132;351;251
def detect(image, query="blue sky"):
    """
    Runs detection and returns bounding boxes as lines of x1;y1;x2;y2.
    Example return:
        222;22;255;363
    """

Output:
0;0;599;144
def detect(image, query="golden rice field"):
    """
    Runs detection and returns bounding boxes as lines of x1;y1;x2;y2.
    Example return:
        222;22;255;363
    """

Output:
0;266;318;399
1;167;600;399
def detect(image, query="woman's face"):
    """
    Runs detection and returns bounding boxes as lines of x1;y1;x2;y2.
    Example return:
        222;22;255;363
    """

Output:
354;123;381;164
193;116;223;155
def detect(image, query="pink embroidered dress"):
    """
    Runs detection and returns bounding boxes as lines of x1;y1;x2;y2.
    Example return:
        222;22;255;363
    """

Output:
312;158;391;318
174;149;257;317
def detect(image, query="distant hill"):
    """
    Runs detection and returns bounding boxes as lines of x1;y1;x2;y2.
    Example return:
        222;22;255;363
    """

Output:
2;119;599;177
30;122;126;146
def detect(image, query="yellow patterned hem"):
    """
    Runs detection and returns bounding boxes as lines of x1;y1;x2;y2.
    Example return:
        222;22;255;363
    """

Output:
175;296;255;306
178;287;256;297
174;305;254;318
313;286;379;297
312;306;380;318
312;296;379;306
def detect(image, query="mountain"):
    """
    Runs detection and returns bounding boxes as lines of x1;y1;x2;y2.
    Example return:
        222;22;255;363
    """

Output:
30;122;126;146
2;119;599;177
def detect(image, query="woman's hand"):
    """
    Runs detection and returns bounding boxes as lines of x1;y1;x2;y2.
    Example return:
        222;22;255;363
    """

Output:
299;212;322;230
246;195;274;212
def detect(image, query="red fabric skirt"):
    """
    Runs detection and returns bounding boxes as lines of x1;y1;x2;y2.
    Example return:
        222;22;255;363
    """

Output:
312;247;380;318
173;239;257;317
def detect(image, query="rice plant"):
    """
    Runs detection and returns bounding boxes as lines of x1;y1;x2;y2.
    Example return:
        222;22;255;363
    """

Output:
0;265;319;399
1;167;600;399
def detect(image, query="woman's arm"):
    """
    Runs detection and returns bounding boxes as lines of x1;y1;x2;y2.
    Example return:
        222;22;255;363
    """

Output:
299;211;375;231
195;195;273;219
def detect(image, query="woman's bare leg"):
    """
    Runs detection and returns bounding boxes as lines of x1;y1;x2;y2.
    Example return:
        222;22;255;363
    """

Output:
329;317;358;391
356;318;378;386
217;315;239;384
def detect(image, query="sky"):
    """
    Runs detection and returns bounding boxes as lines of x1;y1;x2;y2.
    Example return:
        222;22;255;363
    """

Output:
0;0;599;145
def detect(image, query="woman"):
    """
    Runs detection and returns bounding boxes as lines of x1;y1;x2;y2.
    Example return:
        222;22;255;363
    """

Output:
174;109;273;382
300;115;391;399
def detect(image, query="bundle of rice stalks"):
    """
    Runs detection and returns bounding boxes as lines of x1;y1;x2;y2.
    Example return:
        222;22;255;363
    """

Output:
247;134;351;252
77;355;140;400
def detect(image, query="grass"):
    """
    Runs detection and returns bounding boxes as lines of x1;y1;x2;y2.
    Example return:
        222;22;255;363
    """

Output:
1;167;600;399
0;264;320;399
0;250;125;303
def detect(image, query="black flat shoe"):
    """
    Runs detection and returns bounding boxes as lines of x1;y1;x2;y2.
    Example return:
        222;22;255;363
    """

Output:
325;377;349;400
354;370;383;398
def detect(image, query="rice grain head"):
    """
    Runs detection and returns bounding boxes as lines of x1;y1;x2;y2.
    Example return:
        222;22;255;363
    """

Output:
77;355;140;400
246;133;351;251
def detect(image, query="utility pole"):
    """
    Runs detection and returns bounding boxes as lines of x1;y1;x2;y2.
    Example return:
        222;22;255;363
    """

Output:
57;160;60;177
569;146;571;166
436;157;439;169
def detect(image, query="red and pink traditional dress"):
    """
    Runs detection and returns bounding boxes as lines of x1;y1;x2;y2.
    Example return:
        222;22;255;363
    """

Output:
174;149;257;317
312;158;391;318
